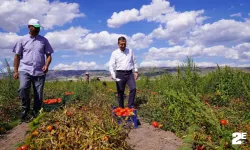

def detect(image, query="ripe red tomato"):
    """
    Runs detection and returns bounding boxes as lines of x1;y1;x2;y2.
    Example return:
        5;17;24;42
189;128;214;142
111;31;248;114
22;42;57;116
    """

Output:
103;136;109;141
17;147;22;150
32;131;38;136
152;121;159;128
220;119;227;125
21;145;28;150
47;125;53;132
67;111;73;117
197;145;203;150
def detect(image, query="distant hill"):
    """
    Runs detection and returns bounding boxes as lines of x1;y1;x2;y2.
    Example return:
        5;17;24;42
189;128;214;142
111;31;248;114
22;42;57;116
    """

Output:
45;70;110;80
138;66;250;76
1;67;250;80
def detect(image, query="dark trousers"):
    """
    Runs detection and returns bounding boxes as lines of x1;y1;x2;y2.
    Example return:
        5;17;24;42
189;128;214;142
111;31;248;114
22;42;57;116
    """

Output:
18;71;46;118
115;70;136;108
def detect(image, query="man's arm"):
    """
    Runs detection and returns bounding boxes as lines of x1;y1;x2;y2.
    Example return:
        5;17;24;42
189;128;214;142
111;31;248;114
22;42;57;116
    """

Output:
109;52;116;79
132;51;139;80
13;54;20;79
13;39;23;79
42;54;52;73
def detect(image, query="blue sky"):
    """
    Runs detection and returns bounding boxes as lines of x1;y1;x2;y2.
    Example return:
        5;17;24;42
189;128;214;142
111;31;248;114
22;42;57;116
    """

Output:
0;0;250;71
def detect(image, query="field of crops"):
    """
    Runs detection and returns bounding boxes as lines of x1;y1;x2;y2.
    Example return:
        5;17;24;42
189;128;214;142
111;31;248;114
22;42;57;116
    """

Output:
0;59;250;150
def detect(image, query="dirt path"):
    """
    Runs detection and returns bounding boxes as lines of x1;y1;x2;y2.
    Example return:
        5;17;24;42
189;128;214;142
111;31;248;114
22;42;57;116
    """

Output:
0;123;29;150
0;121;183;150
126;120;183;150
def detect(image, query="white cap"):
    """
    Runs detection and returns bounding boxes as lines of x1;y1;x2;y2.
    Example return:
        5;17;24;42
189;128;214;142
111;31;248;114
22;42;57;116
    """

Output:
85;72;89;75
28;19;41;28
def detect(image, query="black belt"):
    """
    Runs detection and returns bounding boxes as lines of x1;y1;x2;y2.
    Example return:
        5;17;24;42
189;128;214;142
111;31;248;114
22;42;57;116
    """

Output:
116;70;132;73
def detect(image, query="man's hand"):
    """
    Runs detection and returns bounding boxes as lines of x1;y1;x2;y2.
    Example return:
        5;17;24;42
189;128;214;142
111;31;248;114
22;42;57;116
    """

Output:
13;54;20;79
134;72;139;80
42;66;48;73
111;74;116;80
13;71;19;80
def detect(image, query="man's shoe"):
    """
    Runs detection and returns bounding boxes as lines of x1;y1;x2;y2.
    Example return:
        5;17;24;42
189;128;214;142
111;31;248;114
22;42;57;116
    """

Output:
32;111;39;118
20;115;33;123
32;108;43;118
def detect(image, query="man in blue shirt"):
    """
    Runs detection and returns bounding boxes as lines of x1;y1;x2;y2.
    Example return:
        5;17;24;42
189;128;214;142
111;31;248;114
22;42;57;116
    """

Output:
13;19;54;122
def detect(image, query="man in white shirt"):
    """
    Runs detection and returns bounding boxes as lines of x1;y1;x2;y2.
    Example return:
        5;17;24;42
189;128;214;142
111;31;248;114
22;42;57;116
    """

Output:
109;36;139;108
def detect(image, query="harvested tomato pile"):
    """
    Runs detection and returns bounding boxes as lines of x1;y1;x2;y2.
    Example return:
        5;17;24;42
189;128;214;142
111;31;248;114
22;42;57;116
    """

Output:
112;107;135;117
64;92;74;96
43;98;62;104
42;92;75;112
43;92;74;105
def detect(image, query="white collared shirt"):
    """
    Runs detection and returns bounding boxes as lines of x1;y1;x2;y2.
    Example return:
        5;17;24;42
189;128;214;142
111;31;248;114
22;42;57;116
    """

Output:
109;48;138;79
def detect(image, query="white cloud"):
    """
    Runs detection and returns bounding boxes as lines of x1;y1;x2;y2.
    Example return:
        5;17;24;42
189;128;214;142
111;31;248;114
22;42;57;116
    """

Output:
107;8;140;28
107;0;175;28
138;0;175;22
234;43;250;60
140;60;182;67
143;43;250;61
230;13;242;17
107;0;205;45
0;26;152;58
139;59;247;68
186;19;250;46
107;0;205;29
45;27;89;50
129;33;153;49
61;55;72;58
53;61;99;70
248;13;250;16
0;0;84;32
107;0;249;48
0;61;2;66
0;32;21;49
46;28;123;51
45;27;152;51
144;45;205;60
76;31;125;51
150;10;205;45
0;32;22;58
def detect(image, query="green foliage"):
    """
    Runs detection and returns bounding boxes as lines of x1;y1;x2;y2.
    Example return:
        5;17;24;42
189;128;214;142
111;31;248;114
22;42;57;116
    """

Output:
25;89;132;150
136;58;249;149
202;66;250;106
0;59;20;132
2;57;250;149
0;59;19;101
